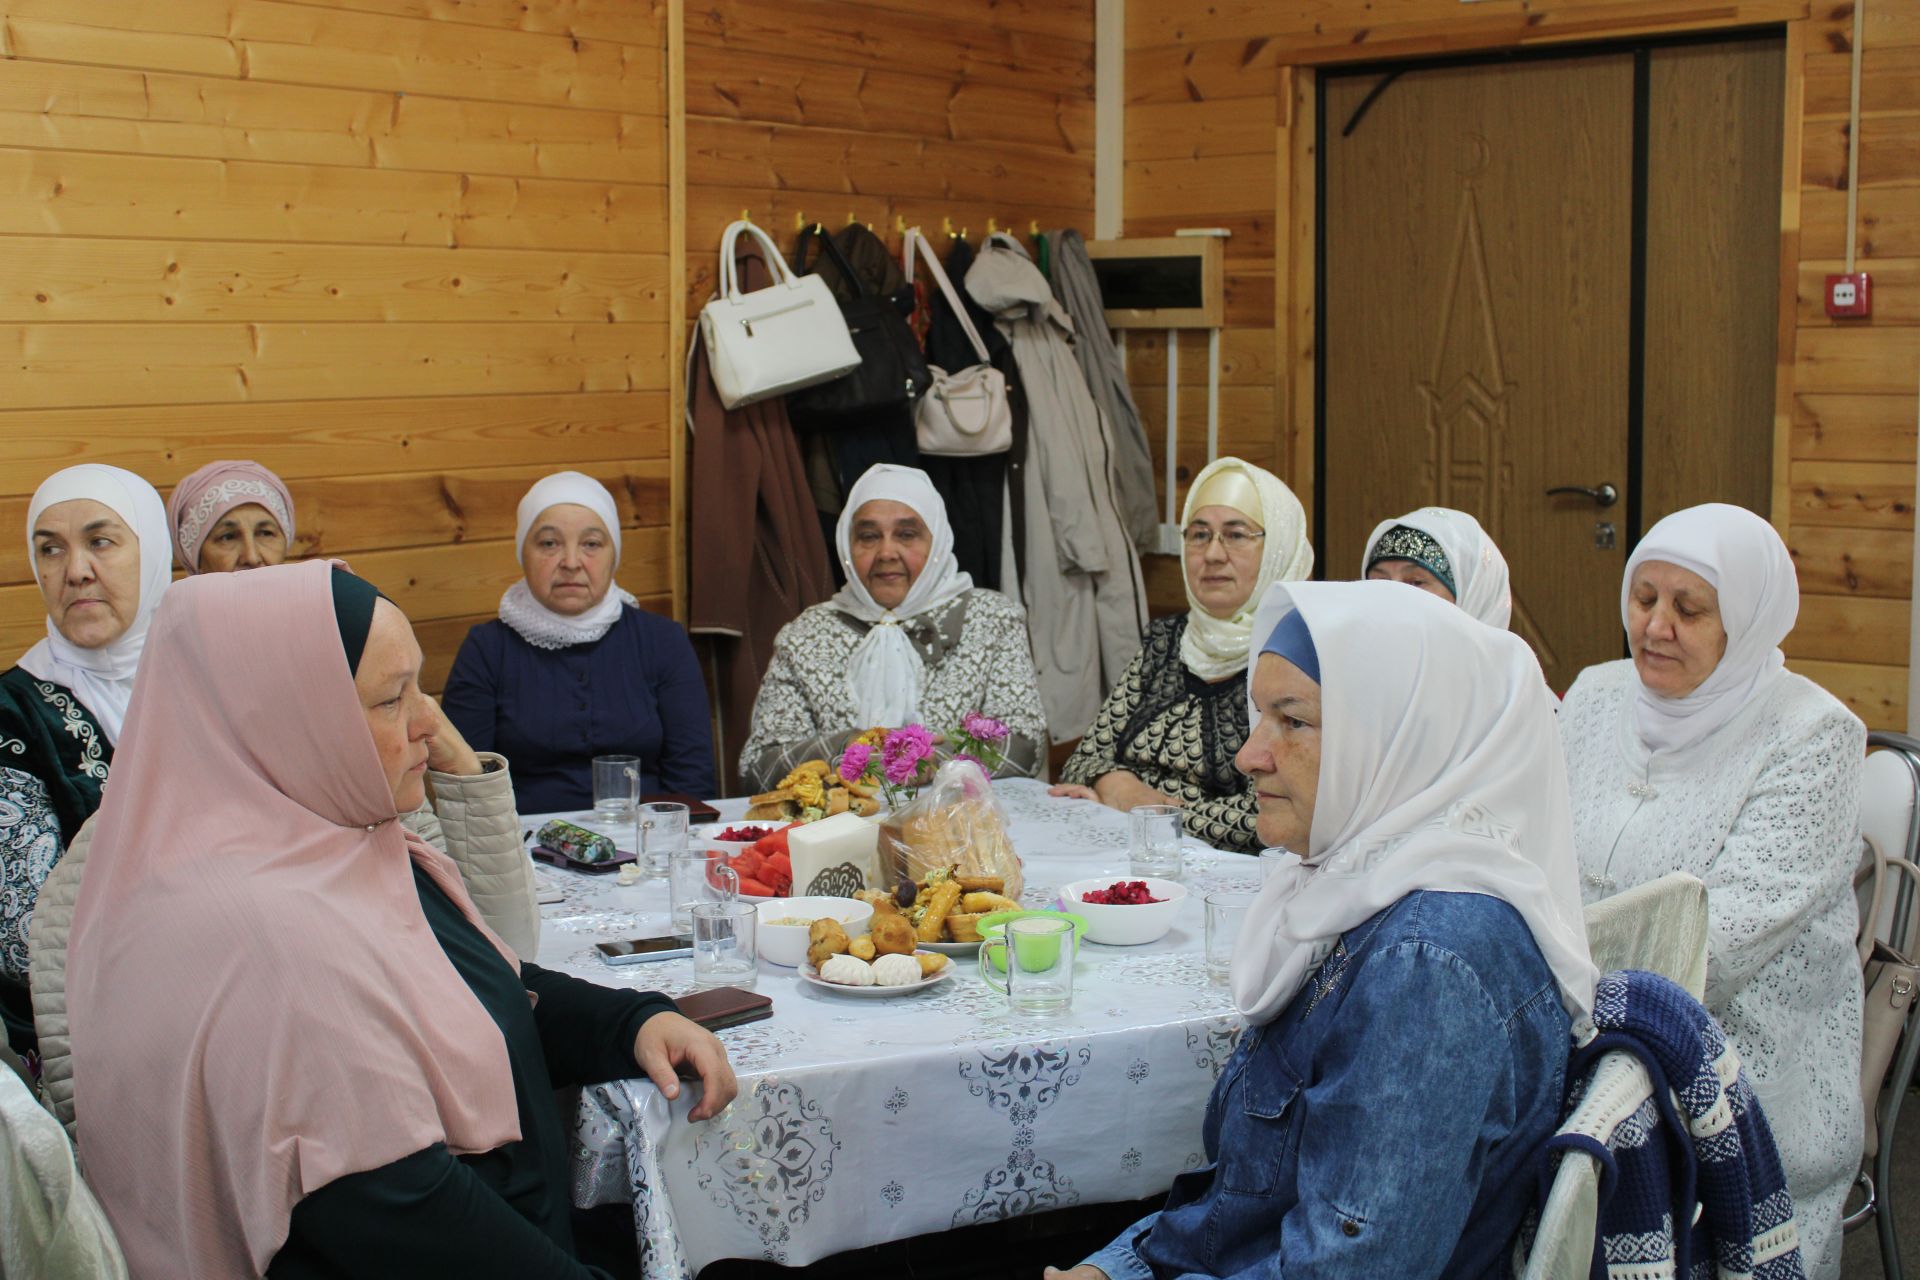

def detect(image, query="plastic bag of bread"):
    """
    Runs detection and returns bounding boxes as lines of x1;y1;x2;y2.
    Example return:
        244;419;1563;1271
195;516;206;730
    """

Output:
876;759;1022;898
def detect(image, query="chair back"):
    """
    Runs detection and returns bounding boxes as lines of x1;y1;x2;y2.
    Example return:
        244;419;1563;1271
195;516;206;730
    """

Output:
1516;1051;1656;1280
1858;741;1920;961
1581;872;1709;1000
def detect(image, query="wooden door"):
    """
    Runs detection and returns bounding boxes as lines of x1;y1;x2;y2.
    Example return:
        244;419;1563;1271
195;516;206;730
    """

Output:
1322;56;1633;691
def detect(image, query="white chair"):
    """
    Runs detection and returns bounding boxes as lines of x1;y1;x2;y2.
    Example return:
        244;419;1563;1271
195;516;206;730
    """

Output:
1515;872;1711;1279
1843;731;1920;1280
1582;871;1709;1001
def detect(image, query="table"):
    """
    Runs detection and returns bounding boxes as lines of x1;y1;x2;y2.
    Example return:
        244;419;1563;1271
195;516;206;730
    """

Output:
531;780;1257;1277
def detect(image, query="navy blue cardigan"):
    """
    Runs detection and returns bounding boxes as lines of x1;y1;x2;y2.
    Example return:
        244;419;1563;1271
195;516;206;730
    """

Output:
442;606;715;816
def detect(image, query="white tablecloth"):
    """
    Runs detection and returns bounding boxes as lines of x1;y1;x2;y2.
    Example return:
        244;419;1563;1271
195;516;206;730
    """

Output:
531;780;1257;1275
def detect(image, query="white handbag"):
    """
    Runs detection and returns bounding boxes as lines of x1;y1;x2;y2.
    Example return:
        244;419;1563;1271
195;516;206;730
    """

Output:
699;220;861;410
902;228;1013;456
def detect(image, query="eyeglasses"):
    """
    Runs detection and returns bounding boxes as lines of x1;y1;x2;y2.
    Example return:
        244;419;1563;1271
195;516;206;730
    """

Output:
1183;526;1266;550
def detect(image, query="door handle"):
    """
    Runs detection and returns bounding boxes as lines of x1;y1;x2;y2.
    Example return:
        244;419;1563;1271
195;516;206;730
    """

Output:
1545;482;1618;508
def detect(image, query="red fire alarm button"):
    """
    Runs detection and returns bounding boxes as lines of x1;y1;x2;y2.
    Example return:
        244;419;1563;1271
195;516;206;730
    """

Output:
1826;271;1872;319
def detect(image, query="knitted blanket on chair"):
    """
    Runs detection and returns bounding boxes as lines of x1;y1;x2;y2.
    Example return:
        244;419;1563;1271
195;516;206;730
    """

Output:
1552;969;1806;1280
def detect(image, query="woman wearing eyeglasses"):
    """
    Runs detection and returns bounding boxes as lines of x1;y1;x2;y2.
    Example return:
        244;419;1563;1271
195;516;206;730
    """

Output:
1052;458;1312;852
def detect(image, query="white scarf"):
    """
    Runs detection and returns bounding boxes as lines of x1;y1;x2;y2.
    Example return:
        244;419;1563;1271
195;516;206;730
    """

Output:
1179;457;1313;681
1621;503;1797;757
830;464;973;726
1233;581;1596;1026
498;471;633;650
19;465;172;745
1362;506;1512;629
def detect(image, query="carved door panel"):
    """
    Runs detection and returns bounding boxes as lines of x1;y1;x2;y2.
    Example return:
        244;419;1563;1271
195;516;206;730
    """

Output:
1322;56;1633;692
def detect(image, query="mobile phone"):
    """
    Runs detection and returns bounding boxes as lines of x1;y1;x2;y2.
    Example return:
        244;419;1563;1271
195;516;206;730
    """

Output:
596;936;692;965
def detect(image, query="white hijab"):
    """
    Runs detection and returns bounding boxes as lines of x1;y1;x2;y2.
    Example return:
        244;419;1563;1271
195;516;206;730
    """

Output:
831;464;973;726
1621;503;1797;757
1180;457;1313;680
19;465;172;744
1362;506;1513;629
1234;580;1596;1026
498;471;636;650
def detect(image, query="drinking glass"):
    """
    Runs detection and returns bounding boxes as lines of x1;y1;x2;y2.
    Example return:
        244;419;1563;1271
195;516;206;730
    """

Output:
980;916;1077;1015
1259;847;1298;882
591;755;640;824
1205;891;1257;984
671;852;732;932
1129;804;1184;880
691;899;758;990
635;801;688;880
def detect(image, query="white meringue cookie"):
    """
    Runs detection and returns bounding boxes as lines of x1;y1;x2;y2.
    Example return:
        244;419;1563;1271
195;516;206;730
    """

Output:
818;954;875;986
870;953;923;987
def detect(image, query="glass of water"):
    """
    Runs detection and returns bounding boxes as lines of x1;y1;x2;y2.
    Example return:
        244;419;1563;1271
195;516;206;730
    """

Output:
691;899;758;990
671;852;731;932
1129;803;1184;880
635;801;688;880
591;755;640;824
1205;891;1257;984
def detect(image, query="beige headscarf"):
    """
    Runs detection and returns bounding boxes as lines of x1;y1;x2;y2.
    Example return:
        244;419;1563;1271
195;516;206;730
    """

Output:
68;561;522;1277
1179;457;1312;681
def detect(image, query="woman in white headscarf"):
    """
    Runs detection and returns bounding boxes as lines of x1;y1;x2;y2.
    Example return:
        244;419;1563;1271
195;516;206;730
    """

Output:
742;463;1046;792
1053;457;1311;852
1558;503;1862;1279
1054;581;1593;1280
443;471;714;813
1;466;170;1037
1361;505;1512;628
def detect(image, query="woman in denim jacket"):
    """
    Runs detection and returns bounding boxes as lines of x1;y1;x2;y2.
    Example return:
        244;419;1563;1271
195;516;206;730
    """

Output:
1055;581;1598;1280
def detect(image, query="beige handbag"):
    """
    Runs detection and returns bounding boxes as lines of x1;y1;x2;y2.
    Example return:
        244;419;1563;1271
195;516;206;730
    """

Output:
902;228;1012;457
1856;848;1920;1156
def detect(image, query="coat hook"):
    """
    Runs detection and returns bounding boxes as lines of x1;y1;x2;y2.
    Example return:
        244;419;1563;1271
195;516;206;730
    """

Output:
740;208;753;224
845;210;858;226
1030;220;1041;237
942;215;956;239
894;214;908;235
794;209;808;231
987;217;999;235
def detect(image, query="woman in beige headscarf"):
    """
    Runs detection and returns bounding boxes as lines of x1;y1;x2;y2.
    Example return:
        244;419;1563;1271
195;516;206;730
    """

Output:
1052;457;1311;852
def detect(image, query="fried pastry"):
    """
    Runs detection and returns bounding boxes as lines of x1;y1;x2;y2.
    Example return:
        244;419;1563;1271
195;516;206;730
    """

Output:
961;891;1020;915
806;917;850;969
916;881;962;942
944;913;985;943
916;952;949;977
849;935;877;962
870;913;917;956
956;875;1005;893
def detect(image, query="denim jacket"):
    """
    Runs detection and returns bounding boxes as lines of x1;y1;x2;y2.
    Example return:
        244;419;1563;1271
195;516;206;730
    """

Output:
1084;890;1570;1280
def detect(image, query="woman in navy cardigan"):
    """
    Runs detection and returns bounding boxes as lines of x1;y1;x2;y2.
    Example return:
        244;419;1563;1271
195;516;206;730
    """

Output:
443;472;714;815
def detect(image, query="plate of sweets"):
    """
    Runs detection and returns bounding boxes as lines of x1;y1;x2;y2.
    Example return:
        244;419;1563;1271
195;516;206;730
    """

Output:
850;865;1022;957
797;915;953;996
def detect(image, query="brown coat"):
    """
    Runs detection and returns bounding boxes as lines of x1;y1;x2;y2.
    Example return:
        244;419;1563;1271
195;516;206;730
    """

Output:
688;240;835;794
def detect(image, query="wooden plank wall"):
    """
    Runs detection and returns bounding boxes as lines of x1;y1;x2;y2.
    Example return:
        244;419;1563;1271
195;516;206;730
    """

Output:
0;0;674;695
681;0;1095;355
1125;0;1920;731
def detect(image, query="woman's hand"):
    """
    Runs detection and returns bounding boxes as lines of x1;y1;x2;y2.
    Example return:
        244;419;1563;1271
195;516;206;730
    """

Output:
1092;771;1180;813
422;699;485;777
634;1012;738;1121
1042;1266;1109;1280
1048;783;1098;802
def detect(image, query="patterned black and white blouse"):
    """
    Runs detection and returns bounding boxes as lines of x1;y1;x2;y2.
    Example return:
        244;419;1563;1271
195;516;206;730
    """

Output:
1059;615;1261;853
740;590;1049;793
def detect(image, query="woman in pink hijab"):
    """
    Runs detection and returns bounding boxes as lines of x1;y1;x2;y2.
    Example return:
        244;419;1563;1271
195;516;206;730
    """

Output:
67;560;735;1279
164;458;296;573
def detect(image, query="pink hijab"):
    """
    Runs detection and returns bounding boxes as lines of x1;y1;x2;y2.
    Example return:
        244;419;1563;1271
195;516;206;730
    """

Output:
164;459;296;572
67;559;521;1278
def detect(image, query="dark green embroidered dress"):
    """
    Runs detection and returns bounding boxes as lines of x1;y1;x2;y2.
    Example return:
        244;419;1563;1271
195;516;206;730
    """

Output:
0;665;112;1046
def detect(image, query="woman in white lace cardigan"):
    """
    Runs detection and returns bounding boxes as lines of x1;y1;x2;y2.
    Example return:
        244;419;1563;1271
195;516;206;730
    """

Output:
1557;504;1863;1280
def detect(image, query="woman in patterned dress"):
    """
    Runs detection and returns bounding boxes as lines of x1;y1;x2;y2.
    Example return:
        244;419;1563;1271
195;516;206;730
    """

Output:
0;465;171;1048
1558;504;1862;1279
1051;458;1311;853
740;464;1047;792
